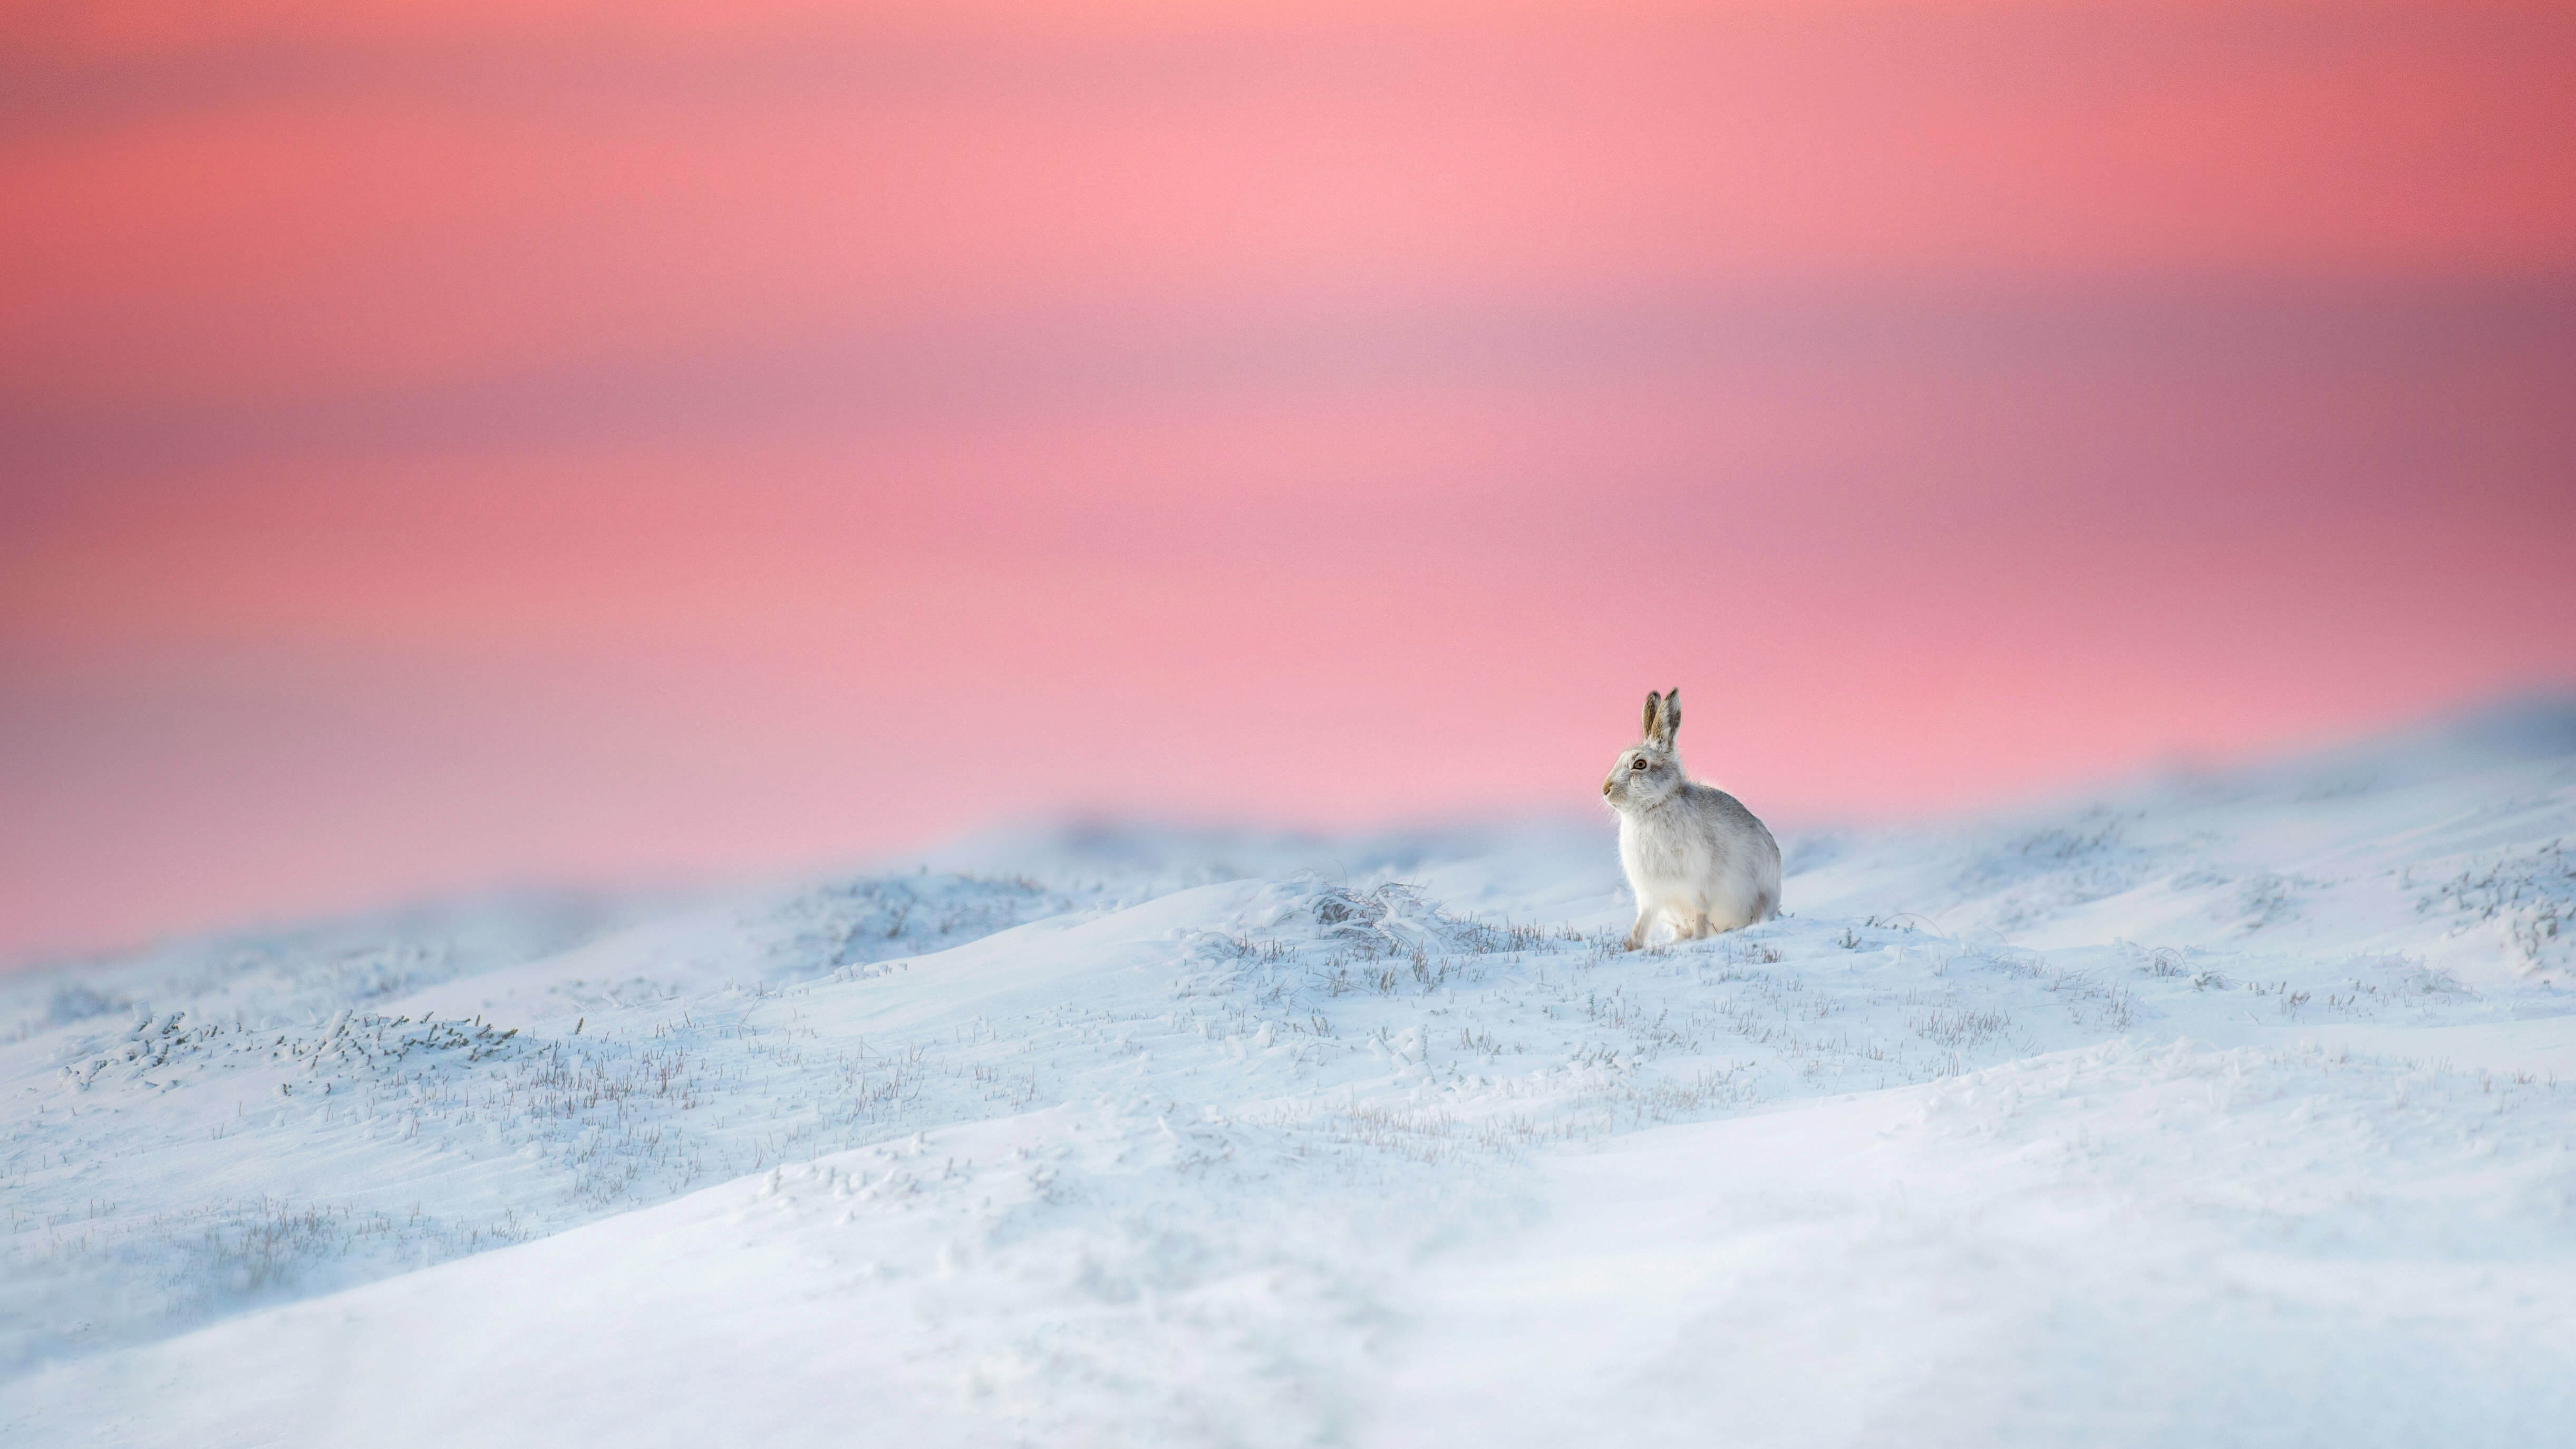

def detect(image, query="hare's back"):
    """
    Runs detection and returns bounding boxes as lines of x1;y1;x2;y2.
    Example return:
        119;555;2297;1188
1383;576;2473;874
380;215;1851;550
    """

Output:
1681;783;1781;881
1681;782;1775;847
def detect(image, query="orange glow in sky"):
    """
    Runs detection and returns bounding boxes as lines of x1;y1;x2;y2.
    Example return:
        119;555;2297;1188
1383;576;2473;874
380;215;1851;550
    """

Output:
5;1;2574;958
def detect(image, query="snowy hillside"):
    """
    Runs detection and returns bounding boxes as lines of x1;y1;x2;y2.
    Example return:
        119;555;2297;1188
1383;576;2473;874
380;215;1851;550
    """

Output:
7;700;2575;1446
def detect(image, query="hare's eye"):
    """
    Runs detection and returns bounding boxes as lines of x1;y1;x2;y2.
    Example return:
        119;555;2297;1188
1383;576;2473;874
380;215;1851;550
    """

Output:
1630;758;1648;770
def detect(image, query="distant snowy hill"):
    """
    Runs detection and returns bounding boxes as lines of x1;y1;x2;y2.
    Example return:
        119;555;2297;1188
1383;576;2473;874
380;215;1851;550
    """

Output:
7;699;2574;1446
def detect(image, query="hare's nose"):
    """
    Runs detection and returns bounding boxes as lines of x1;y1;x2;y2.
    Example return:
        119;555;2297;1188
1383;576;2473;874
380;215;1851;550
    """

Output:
1601;778;1613;796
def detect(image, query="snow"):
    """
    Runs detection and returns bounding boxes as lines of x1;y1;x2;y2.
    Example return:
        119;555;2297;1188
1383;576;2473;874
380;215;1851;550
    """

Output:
6;699;2574;1446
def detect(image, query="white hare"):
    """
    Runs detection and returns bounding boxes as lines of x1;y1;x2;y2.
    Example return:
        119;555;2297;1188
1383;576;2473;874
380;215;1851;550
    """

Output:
1601;688;1781;949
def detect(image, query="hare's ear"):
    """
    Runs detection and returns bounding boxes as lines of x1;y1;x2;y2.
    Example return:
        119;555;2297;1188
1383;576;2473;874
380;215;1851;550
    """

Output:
1640;690;1682;749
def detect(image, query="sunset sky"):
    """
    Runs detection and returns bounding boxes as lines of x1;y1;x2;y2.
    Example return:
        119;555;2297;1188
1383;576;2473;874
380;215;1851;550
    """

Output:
6;1;2574;960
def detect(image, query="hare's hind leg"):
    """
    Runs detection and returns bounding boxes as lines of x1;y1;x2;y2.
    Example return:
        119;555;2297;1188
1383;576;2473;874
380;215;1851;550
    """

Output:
1684;911;1716;940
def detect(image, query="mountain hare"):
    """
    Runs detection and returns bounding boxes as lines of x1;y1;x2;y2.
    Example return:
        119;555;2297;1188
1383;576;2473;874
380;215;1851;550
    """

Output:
1601;689;1781;949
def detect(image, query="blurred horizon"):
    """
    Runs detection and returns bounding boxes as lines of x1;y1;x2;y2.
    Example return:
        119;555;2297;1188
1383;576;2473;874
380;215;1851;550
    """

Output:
6;0;2575;961
14;681;2576;971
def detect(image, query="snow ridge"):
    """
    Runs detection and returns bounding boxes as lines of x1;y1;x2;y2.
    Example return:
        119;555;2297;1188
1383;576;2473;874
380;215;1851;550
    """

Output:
5;705;2576;1446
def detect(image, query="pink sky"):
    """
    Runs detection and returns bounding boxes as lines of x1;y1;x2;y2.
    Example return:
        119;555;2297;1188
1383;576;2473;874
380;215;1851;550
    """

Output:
5;1;2575;960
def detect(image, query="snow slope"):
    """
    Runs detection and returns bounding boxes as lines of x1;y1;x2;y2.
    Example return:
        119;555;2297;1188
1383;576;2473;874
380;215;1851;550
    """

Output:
6;700;2574;1446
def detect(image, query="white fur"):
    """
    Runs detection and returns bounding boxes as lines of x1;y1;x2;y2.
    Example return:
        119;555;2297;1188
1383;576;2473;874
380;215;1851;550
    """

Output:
1601;689;1781;949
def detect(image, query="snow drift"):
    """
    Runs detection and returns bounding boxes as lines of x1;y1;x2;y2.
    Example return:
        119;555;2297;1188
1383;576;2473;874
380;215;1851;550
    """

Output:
5;699;2574;1446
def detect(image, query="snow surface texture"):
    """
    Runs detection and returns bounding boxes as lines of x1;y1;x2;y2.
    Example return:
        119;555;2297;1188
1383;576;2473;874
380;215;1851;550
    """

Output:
7;700;2575;1447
